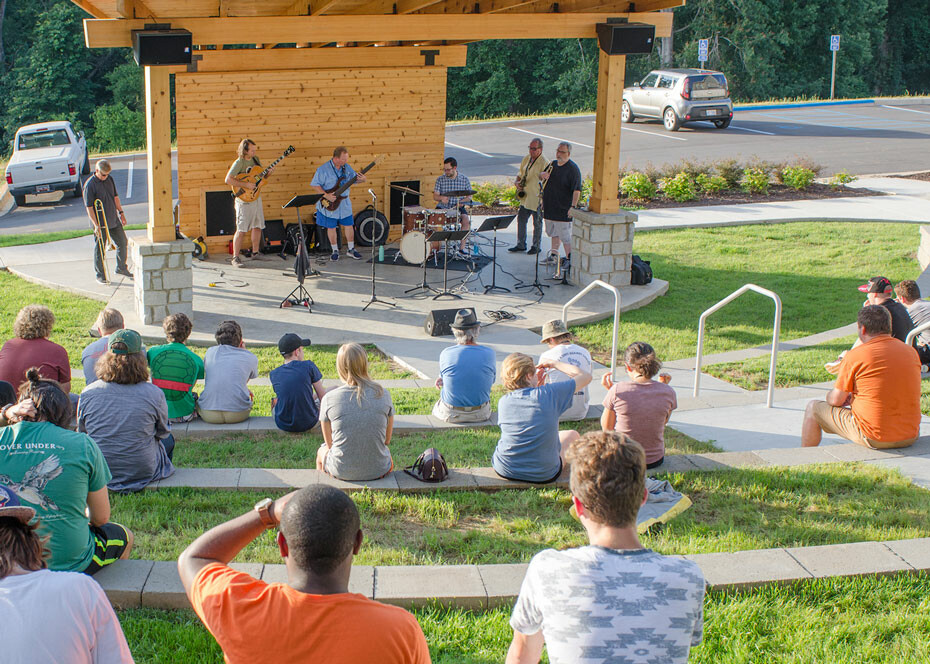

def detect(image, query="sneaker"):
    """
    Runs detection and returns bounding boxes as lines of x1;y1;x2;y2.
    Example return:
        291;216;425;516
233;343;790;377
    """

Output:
539;254;555;265
348;249;363;260
115;267;133;278
231;256;246;268
331;251;340;262
508;245;526;253
526;246;541;255
250;252;268;261
95;276;108;285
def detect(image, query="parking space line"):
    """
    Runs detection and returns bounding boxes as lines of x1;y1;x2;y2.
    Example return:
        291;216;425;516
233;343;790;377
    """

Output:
126;158;133;199
507;126;594;149
881;105;930;116
727;125;776;136
444;141;493;158
620;125;688;141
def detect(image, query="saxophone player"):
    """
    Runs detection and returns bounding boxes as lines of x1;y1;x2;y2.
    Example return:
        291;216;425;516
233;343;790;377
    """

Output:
508;138;549;255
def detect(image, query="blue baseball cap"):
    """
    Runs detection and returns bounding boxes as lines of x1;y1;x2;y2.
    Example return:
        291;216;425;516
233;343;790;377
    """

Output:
0;484;35;523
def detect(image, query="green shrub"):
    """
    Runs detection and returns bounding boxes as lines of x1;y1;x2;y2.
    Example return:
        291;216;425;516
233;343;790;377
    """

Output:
660;172;698;202
500;185;521;208
714;158;743;188
472;181;505;207
90;102;145;152
581;176;594;206
829;170;858;189
741;167;770;195
696;173;729;195
781;165;816;190
620;172;657;201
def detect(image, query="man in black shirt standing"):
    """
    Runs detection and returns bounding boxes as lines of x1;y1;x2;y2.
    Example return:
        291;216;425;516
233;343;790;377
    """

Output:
540;142;582;273
83;159;130;284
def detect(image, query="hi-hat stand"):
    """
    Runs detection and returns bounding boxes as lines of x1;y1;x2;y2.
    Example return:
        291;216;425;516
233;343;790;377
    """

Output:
477;214;515;294
280;193;322;311
430;228;470;300
362;189;396;311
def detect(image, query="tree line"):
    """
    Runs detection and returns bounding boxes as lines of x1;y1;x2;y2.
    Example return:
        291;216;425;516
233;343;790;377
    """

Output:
1;0;927;153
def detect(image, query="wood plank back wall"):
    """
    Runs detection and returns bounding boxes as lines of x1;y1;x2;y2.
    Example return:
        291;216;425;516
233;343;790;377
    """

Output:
175;66;449;251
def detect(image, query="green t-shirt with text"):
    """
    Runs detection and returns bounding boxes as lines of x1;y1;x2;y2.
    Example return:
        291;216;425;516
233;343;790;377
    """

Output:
147;342;205;419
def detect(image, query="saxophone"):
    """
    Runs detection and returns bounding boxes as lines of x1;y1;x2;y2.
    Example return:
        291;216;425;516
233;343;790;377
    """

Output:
516;155;539;199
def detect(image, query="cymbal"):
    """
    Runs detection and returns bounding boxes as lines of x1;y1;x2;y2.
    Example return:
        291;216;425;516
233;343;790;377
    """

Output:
445;189;477;197
390;184;421;195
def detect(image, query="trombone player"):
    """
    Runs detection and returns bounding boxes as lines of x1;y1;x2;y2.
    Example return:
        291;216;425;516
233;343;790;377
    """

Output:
83;159;131;284
508;137;549;255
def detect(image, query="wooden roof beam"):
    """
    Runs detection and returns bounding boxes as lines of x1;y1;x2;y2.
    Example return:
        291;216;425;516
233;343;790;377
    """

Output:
311;0;346;14
84;12;672;47
71;0;106;18
346;0;446;15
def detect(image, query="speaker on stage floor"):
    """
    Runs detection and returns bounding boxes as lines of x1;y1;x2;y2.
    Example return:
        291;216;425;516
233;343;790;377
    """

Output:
205;191;236;238
424;307;476;337
596;22;655;55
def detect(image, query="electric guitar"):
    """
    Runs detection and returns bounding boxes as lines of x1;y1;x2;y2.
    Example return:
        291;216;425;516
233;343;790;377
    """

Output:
231;145;295;203
321;155;385;212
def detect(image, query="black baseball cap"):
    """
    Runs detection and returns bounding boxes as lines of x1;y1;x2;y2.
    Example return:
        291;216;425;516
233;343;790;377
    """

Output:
278;333;311;355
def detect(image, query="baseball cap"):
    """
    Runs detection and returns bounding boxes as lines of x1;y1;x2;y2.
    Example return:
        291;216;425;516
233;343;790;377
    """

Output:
278;333;311;356
858;276;892;294
540;319;570;343
108;329;142;354
0;484;36;524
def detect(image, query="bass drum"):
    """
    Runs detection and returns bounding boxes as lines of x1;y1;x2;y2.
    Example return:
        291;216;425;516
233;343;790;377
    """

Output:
399;230;428;264
353;207;389;247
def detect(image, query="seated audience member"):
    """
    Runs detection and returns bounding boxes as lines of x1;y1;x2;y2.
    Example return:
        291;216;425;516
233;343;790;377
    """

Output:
601;342;677;468
826;276;913;373
0;485;134;663
0;370;133;573
0;305;71;392
432;309;496;423
148;313;204;423
803;304;920;449
78;330;175;492
81;308;124;384
316;343;394;481
492;352;592;484
178;485;430;663
538;319;593;421
271;333;325;433
197;320;258;424
895;279;930;365
0;381;15;414
505;431;705;664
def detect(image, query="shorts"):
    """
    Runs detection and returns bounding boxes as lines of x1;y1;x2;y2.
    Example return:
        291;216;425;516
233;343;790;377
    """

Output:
495;458;563;485
234;197;265;232
809;401;916;449
544;219;572;244
83;522;130;576
197;407;251;424
432;399;492;424
317;215;354;229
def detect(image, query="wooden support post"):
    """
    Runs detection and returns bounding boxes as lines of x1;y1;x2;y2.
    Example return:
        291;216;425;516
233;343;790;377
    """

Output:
589;50;624;215
145;66;174;243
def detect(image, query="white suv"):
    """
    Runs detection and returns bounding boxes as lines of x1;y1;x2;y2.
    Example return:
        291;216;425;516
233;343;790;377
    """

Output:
622;69;733;131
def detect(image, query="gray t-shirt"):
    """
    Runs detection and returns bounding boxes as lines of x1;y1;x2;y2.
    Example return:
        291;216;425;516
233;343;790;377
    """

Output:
80;337;109;385
198;344;258;412
905;299;930;346
77;381;174;492
321;384;393;481
511;546;705;664
82;174;119;229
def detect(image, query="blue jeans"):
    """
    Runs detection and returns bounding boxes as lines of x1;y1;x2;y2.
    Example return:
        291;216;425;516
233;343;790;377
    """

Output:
161;433;175;461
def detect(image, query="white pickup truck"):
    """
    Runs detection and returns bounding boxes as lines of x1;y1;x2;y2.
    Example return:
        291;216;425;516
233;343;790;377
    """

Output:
4;121;90;206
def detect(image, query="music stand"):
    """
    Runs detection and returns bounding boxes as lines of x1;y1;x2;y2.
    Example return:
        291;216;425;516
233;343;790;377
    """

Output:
405;229;439;296
477;215;514;294
280;194;322;311
362;190;396;311
431;229;470;300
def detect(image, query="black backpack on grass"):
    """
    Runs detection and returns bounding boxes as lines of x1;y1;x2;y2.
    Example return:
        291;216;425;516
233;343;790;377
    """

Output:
630;255;653;285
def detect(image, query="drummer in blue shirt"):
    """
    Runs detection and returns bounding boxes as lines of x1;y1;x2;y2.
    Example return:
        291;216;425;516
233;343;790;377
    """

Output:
311;146;367;261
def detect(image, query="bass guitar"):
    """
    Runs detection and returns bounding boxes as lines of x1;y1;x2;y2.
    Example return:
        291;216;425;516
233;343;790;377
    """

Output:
232;145;295;203
321;154;384;212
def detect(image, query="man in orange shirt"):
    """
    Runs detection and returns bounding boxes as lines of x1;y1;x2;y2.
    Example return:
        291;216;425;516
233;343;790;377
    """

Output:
802;305;921;449
178;485;431;664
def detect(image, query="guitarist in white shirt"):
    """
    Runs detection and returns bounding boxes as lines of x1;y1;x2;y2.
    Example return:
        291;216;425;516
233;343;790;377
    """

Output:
311;146;367;262
225;139;274;268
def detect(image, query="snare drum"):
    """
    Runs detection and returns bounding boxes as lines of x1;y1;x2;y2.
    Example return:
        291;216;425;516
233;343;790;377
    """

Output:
399;230;428;264
403;206;427;233
426;209;457;227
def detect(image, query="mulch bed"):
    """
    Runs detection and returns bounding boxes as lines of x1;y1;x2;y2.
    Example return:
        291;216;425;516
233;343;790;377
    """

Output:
892;172;930;182
468;183;879;215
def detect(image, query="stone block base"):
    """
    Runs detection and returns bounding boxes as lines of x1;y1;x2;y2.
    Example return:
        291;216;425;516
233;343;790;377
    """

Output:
570;208;637;288
130;236;194;325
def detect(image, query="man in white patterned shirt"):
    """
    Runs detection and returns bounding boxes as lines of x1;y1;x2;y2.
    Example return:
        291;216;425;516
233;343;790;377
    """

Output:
433;157;472;252
506;430;705;664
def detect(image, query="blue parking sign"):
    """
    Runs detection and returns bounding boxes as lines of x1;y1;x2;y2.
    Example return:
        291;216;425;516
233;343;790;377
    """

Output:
830;34;841;51
698;38;709;62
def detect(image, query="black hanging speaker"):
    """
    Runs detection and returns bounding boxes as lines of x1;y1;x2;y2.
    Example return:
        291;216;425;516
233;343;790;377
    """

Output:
424;307;475;337
596;22;655;55
132;27;193;66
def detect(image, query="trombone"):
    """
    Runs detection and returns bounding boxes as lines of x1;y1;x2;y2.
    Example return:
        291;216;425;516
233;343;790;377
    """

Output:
93;199;117;283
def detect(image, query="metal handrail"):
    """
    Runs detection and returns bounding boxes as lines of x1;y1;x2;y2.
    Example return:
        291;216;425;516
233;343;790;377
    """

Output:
562;280;622;382
905;320;930;347
693;284;782;408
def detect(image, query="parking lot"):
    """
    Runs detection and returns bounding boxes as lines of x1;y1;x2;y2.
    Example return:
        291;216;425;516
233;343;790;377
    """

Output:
445;102;930;181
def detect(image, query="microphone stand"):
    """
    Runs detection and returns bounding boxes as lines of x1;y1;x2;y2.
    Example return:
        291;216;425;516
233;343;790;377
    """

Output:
362;189;396;311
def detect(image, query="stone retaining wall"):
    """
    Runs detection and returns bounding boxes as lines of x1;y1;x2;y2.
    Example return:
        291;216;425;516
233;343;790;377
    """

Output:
570;208;636;288
131;237;194;325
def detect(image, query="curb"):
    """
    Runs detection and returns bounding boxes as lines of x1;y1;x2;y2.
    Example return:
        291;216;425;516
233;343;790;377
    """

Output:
733;99;875;111
0;182;13;218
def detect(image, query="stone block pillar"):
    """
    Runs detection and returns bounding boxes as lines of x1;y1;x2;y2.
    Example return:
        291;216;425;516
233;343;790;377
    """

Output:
130;237;194;325
570;208;637;288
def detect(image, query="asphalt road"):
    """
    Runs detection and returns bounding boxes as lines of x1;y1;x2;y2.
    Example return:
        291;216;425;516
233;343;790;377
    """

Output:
2;101;927;235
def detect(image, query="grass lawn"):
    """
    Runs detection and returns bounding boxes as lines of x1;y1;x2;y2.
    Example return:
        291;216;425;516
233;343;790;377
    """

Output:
117;573;930;663
0;224;147;248
111;464;930;566
573;223;920;364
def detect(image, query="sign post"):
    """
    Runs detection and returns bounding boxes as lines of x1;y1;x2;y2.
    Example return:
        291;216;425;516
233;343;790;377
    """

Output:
829;34;841;99
698;38;709;67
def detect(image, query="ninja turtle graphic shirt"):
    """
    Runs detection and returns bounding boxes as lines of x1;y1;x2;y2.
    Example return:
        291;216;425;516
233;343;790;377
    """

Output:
147;342;205;419
0;421;111;572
